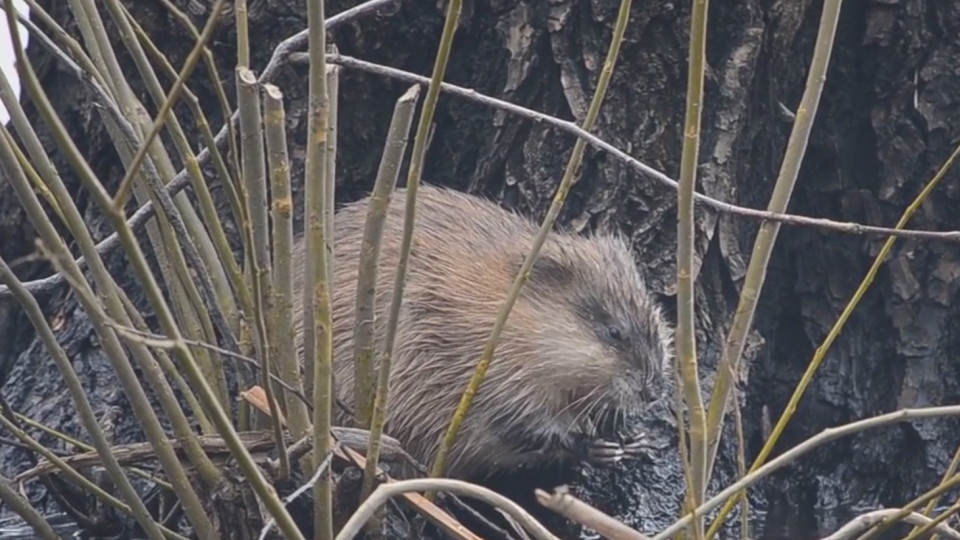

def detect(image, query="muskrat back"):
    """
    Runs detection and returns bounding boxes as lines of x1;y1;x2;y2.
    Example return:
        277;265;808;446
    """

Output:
293;185;672;479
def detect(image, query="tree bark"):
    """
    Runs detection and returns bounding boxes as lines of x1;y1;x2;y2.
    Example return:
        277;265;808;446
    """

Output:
1;0;958;537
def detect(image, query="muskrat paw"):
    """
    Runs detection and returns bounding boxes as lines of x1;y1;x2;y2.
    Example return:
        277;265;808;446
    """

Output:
587;438;626;466
585;432;650;466
621;431;652;459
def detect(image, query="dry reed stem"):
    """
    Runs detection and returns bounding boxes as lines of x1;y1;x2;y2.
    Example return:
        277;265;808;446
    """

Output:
7;9;304;535
676;0;710;529
381;0;463;487
360;84;421;501
237;65;289;477
2;18;218;535
304;1;335;539
264;83;312;439
429;0;632;482
702;0;845;513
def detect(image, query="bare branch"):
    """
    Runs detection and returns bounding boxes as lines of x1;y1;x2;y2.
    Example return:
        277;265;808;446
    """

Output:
819;508;960;540
655;405;960;539
337;479;560;540
536;487;651;540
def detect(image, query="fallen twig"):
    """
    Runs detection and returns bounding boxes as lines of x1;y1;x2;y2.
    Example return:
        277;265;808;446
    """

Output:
337;478;559;540
535;486;651;540
819;508;960;540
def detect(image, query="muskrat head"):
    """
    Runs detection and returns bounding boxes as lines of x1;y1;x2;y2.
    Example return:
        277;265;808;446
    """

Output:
521;232;674;437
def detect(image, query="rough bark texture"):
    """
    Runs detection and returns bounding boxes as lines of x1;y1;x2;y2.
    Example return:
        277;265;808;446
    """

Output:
0;0;958;538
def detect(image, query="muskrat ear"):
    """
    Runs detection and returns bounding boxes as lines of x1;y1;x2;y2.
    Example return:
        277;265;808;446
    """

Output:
526;253;574;289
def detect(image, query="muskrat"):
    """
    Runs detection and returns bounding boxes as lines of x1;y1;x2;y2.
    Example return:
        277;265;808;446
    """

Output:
293;184;673;480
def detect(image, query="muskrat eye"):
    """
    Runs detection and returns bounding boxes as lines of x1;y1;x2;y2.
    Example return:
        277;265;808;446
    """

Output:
607;326;623;341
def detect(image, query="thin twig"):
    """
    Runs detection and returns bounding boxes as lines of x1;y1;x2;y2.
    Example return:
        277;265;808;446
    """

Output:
904;498;960;540
337;479;560;540
108;0;227;208
429;0;631;480
114;288;215;435
385;0;463;484
536;487;651;540
7;6;304;534
105;322;315;414
654;405;960;539
6;42;958;300
0;1;409;305
819;509;960;540
0;473;60;540
321;54;960;243
72;0;230;413
257;448;338;540
1;15;216;535
26;0;239;401
39;242;220;535
732;393;749;539
854;474;960;540
702;0;844;512
705;104;960;539
116;0;245;334
150;0;243;224
12;411;173;490
0;409;190;540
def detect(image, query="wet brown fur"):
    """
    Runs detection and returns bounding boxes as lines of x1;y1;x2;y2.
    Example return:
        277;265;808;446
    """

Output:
293;185;673;479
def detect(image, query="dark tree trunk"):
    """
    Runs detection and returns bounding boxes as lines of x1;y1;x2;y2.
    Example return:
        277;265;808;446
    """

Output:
1;0;958;538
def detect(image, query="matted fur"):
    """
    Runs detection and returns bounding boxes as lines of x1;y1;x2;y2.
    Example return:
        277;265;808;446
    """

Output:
293;185;673;479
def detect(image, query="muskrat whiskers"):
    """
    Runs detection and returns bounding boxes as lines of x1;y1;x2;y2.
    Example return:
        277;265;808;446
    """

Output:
561;386;606;426
566;387;613;439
